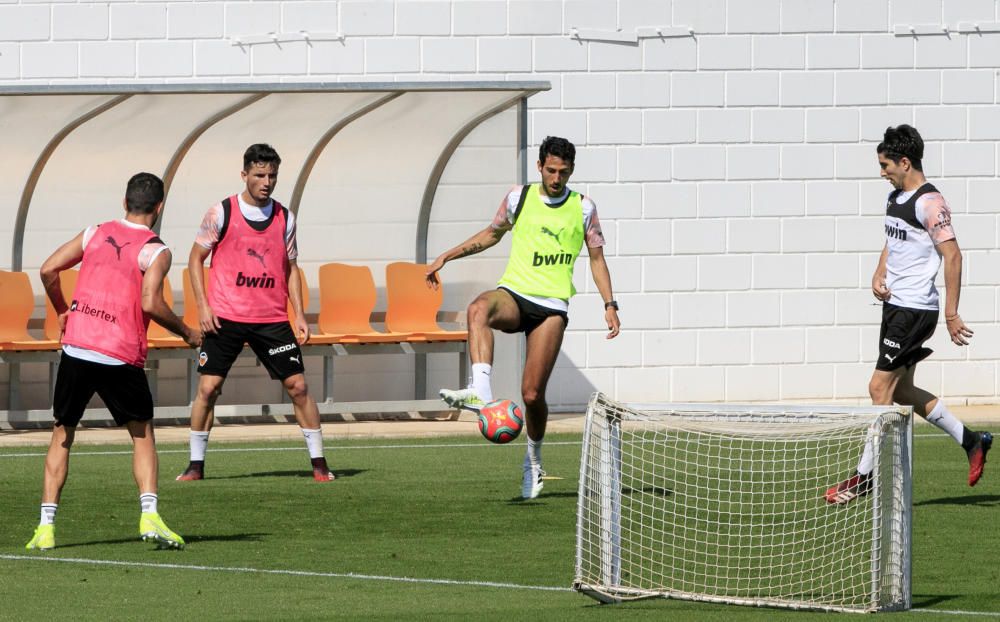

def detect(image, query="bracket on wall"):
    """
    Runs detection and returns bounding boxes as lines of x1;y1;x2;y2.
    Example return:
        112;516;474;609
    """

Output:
569;25;694;44
956;22;1000;34
229;31;345;47
892;24;951;36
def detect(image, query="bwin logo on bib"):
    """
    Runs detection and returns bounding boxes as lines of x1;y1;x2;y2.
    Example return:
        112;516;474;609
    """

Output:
532;251;574;266
236;271;276;288
268;343;296;356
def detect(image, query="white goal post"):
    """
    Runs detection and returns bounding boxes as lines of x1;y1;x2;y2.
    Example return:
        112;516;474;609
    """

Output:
574;393;912;613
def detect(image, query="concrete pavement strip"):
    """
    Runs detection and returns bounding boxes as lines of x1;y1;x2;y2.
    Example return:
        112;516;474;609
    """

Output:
1;406;997;448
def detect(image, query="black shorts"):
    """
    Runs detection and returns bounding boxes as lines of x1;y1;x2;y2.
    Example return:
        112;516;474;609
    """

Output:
876;302;938;371
53;352;153;427
498;287;568;336
198;318;305;381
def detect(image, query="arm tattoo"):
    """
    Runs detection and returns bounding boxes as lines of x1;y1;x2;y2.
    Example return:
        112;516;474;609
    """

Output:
456;242;484;258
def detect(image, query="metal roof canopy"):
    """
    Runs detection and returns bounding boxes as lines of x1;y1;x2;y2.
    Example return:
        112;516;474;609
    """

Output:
0;81;548;272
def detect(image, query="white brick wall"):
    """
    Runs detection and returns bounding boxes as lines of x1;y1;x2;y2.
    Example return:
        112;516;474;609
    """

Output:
340;1;394;36
8;0;1000;409
396;1;450;36
169;3;225;39
753;36;804;69
111;4;168;40
781;0;834;33
808;35;860;70
837;2;887;33
0;6;49;41
53;5;109;41
0;44;19;79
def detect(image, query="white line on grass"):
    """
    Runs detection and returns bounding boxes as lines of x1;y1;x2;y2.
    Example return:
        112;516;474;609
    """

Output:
0;554;572;593
1;555;996;617
910;609;1000;618
0;433;954;459
0;441;584;459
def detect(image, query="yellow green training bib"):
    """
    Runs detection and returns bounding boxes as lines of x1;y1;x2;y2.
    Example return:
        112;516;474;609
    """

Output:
498;184;585;299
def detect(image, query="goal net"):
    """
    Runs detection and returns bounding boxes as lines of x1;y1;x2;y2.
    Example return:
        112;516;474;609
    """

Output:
574;393;912;613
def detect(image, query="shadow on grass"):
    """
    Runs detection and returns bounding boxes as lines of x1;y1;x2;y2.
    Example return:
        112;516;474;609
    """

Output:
508;486;669;505
912;594;960;608
914;494;1000;507
60;532;270;548
184;532;270;544
210;468;366;480
506;490;579;504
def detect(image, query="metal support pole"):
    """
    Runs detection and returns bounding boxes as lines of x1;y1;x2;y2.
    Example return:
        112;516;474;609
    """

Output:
323;354;334;403
8;363;20;410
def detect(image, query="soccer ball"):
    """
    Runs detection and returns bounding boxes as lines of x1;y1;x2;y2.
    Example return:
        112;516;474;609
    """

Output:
477;399;524;444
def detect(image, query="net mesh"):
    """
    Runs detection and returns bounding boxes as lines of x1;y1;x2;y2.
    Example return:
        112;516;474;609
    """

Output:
574;393;911;613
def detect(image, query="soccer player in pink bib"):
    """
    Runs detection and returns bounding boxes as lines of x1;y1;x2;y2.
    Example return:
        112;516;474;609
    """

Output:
176;144;334;483
25;173;201;551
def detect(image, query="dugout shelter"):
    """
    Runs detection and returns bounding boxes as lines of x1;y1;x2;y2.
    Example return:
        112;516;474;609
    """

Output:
0;81;549;426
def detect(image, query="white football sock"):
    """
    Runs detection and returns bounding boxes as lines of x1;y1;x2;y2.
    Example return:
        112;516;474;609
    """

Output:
925;400;965;445
857;441;875;476
189;431;210;462
139;493;158;515
471;363;493;402
525;437;543;469
301;427;325;459
40;503;57;526
856;421;878;476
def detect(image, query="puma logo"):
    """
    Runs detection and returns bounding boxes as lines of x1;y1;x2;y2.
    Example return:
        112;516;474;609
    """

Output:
104;236;131;260
883;353;897;364
540;226;564;245
247;248;269;268
289;355;300;364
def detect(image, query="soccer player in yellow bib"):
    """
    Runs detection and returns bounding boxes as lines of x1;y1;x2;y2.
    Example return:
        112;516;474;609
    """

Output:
426;136;620;499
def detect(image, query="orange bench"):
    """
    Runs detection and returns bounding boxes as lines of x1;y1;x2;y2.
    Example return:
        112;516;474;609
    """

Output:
1;262;468;416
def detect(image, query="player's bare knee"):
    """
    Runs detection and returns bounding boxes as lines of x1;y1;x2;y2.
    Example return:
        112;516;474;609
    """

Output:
869;378;894;404
467;298;490;327
522;387;546;411
197;382;222;403
54;426;76;449
284;377;309;401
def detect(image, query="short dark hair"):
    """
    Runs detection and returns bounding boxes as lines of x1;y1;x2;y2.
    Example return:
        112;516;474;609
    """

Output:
877;124;923;171
243;143;282;171
538;136;575;167
125;172;164;214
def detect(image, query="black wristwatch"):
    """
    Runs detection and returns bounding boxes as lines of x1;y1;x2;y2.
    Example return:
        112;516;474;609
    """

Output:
604;300;619;311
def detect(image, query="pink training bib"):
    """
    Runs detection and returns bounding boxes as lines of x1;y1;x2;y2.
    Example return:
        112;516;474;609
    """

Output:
208;195;290;323
62;220;156;367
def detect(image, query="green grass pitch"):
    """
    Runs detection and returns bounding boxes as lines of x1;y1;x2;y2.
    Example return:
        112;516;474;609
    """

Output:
0;431;997;620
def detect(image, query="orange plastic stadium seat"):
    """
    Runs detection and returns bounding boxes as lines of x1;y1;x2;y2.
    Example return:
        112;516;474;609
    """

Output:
0;270;63;351
182;265;210;328
147;266;207;348
385;262;468;343
42;268;79;343
288;266;309;329
311;263;401;344
147;275;191;348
